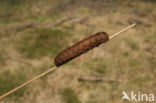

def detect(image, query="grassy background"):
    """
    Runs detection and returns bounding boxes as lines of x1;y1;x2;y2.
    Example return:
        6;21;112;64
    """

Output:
0;0;155;103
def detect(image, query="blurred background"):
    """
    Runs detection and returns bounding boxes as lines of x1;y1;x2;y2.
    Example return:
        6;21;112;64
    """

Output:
0;0;155;103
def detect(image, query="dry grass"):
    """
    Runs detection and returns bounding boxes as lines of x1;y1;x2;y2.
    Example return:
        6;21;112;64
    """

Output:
0;0;155;103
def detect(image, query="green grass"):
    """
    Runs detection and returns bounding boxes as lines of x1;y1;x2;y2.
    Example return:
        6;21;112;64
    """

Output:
61;88;81;103
146;56;156;70
0;0;27;5
131;74;152;87
125;39;140;51
26;13;61;22
122;51;129;57
0;0;155;103
84;58;116;74
144;33;156;44
0;1;28;24
0;46;7;66
128;58;141;67
0;51;6;65
0;70;27;97
110;82;119;91
16;29;70;59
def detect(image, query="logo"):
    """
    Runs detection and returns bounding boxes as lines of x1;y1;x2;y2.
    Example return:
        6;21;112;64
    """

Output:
122;91;154;102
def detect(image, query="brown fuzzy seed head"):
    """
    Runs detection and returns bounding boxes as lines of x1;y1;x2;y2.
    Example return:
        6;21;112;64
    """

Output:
54;32;109;67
